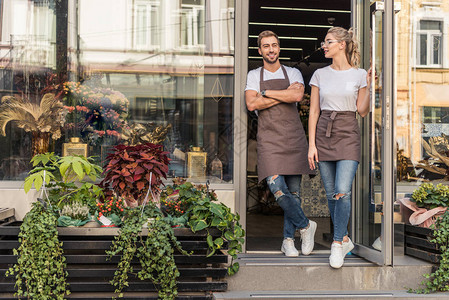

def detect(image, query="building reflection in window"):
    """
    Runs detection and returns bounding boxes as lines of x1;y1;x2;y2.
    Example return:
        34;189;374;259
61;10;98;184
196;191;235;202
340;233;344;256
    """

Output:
0;0;235;183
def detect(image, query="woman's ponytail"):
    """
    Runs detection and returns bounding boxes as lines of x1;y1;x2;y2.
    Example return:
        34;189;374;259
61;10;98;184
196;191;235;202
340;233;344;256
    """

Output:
327;27;361;67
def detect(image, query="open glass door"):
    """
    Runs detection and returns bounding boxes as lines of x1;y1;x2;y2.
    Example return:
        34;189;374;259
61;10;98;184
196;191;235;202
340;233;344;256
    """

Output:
353;0;395;265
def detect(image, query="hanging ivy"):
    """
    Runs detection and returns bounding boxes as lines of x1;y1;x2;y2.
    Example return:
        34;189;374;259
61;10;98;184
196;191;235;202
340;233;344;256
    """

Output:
6;202;69;299
107;205;188;299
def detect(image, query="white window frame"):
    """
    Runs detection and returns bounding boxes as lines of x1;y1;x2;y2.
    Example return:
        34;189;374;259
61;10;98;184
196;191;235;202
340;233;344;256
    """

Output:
180;3;204;48
416;20;443;67
219;7;234;52
133;0;159;50
413;7;448;68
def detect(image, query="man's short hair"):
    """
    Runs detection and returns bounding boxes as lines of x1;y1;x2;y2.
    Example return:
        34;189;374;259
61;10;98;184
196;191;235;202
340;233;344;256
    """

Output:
257;30;280;48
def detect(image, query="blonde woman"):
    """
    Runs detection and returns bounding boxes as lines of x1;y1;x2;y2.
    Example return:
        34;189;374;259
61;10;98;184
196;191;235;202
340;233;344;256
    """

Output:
308;27;371;268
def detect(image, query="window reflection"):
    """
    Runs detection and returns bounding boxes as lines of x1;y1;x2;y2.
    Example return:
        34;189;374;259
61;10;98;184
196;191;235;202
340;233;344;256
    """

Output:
396;1;448;186
0;0;234;183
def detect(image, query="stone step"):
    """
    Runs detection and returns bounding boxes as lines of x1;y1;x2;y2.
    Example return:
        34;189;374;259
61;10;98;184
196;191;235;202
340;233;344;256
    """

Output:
214;290;449;299
224;253;437;293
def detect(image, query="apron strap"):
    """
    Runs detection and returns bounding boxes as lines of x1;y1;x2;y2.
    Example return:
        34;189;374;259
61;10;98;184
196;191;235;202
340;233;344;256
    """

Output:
260;65;289;89
325;111;338;137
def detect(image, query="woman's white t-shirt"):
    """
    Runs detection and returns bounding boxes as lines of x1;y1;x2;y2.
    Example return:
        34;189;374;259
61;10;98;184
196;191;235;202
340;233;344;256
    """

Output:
309;66;367;112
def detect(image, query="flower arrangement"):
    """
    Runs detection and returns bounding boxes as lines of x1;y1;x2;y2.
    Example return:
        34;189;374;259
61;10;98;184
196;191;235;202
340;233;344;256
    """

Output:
61;202;90;220
63;82;129;145
0;93;67;155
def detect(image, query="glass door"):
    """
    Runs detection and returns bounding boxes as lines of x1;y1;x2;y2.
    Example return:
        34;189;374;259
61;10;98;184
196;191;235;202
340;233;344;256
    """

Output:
352;0;395;265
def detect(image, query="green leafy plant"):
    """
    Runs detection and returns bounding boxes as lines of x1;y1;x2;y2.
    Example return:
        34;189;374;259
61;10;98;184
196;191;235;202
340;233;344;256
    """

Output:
163;180;245;276
107;205;188;299
409;209;449;293
23;152;103;209
412;183;449;209
100;142;169;207
160;178;192;223
6;202;69;299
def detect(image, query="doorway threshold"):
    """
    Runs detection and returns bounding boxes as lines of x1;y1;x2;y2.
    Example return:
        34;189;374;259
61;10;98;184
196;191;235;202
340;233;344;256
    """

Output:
237;252;374;267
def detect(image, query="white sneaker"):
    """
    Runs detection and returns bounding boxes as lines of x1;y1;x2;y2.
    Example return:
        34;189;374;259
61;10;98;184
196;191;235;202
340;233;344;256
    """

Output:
281;238;299;257
342;237;354;256
372;236;382;251
329;242;344;269
300;220;317;256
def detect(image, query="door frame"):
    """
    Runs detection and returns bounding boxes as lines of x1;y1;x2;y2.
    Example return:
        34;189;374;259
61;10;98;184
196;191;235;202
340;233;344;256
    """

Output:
352;0;395;265
235;1;396;263
234;0;249;252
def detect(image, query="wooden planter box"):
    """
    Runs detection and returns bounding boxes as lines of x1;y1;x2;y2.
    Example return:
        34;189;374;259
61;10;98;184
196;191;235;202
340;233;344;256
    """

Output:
0;223;228;299
404;224;441;263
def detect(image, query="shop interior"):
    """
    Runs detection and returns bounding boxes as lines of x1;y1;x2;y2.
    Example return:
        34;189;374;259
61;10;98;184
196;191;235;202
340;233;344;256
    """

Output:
246;0;351;252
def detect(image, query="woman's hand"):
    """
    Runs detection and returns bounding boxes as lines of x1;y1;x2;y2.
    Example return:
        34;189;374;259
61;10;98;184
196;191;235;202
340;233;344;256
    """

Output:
308;146;319;170
367;67;376;88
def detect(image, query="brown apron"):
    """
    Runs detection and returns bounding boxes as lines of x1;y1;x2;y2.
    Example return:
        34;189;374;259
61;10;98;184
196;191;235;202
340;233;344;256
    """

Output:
257;65;313;182
315;110;360;162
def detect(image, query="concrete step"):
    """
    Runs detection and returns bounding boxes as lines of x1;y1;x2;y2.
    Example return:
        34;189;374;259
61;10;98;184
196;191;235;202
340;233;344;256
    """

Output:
214;290;449;299
222;252;439;295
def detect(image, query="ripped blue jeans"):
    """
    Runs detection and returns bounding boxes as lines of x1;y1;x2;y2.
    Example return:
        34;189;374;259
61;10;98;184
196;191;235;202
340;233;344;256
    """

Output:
318;160;359;242
266;175;309;238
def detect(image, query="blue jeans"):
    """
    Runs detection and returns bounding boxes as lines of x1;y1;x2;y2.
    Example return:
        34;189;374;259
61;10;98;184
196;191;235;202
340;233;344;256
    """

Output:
318;160;359;242
266;175;309;238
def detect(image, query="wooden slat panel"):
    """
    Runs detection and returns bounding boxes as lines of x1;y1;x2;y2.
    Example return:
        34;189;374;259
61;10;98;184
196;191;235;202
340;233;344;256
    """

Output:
0;240;226;251
0;281;227;293
405;247;440;263
405;236;438;251
0;254;228;264
404;224;433;236
0;226;223;237
0;267;228;279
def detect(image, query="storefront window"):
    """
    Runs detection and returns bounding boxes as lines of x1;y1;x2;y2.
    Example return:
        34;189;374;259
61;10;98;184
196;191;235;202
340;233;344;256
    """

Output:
396;1;448;189
0;0;235;183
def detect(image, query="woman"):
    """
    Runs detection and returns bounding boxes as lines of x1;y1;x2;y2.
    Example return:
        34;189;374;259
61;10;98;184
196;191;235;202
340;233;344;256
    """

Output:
308;27;371;268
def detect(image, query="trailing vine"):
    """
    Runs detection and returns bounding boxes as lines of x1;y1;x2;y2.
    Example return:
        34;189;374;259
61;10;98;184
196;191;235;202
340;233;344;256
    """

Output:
106;208;145;297
409;209;449;293
137;210;188;299
107;205;188;299
6;202;69;299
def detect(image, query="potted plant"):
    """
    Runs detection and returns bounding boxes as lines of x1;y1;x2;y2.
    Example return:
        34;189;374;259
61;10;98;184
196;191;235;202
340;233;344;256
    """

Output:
161;178;245;275
403;183;449;264
23;152;103;210
99;142;169;207
58;201;91;227
95;195;126;227
99;142;190;298
411;182;449;209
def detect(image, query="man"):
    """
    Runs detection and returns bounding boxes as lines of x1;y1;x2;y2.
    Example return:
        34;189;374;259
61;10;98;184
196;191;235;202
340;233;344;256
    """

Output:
245;30;317;257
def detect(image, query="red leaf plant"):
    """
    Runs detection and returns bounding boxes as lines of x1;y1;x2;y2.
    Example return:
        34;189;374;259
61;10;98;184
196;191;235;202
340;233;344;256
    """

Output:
99;142;170;207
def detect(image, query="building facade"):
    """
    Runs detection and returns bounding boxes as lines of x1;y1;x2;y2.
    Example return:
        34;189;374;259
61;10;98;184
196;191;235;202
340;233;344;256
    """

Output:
0;0;448;266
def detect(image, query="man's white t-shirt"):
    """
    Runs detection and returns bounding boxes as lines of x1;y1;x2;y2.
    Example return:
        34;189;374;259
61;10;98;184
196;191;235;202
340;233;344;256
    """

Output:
245;65;304;93
309;66;367;112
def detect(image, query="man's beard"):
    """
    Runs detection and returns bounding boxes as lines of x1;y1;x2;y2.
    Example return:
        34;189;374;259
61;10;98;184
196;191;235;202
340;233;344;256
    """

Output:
263;54;278;64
